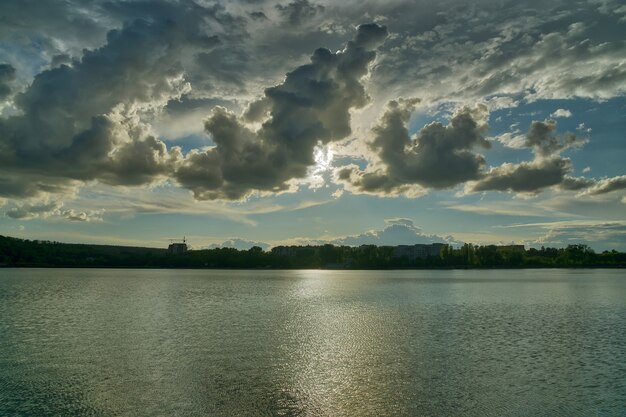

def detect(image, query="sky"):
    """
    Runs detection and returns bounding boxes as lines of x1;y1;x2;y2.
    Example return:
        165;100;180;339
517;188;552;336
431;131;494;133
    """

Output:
0;0;625;251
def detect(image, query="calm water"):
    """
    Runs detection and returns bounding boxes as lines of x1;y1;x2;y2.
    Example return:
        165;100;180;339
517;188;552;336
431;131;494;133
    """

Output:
0;269;624;416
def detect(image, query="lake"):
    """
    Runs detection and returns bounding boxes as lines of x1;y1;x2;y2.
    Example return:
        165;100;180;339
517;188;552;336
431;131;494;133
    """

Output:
0;268;624;416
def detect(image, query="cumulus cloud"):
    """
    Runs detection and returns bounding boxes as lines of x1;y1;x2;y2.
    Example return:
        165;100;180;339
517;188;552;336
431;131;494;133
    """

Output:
583;175;626;195
0;8;223;200
550;108;572;118
332;218;457;246
174;23;389;200
208;238;270;251
478;120;625;196
470;119;585;194
336;100;490;196
559;175;595;191
1;0;624;218
278;218;459;247
472;158;572;193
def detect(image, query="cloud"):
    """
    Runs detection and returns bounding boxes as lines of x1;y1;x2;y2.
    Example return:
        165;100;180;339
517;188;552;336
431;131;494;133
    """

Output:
336;100;490;196
550;108;572;118
5;200;63;220
5;0;626;111
471;119;625;196
275;0;325;26
559;175;595;191
0;9;222;200
0;63;16;100
249;11;268;21
508;220;626;251
583;175;626;195
208;238;270;251
4;198;104;222
469;119;585;194
154;96;236;139
442;202;556;218
174;23;388;200
371;3;626;104
60;209;104;222
284;218;459;247
524;119;582;157
331;218;458;246
1;0;624;218
471;158;572;194
493;131;527;149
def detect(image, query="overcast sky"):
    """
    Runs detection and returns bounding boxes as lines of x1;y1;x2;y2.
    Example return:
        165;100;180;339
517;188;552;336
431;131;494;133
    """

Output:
1;0;625;250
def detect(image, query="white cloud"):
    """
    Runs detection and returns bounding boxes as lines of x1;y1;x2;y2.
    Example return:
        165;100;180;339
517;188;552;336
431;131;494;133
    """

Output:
550;108;572;118
208;238;270;251
283;218;460;247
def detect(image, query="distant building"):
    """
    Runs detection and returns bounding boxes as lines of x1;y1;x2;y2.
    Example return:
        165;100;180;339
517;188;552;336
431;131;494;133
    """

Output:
168;242;188;254
392;243;446;260
429;243;446;256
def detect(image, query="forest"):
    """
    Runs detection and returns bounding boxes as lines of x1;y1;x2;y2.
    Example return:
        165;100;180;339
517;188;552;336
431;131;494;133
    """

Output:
1;235;624;269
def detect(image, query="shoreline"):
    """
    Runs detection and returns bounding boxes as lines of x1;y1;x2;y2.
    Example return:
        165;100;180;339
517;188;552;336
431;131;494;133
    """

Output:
2;265;624;270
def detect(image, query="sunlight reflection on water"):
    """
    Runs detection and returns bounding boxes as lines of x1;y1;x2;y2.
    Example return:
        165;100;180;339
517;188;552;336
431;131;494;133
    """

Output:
0;268;624;416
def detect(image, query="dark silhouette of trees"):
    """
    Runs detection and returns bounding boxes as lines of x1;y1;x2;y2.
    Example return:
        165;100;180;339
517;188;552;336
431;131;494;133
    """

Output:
0;235;624;269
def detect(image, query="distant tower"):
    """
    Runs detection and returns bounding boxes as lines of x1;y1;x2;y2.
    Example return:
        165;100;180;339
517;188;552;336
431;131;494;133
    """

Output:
168;237;188;254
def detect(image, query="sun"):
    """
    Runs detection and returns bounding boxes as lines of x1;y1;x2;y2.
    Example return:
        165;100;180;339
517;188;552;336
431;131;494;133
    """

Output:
312;144;334;174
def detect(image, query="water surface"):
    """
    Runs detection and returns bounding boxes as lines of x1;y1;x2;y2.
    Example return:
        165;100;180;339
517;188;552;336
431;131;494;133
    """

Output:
0;268;624;416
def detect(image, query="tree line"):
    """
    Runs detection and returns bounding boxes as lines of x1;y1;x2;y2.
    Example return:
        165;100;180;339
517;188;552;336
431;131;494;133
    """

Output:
0;236;624;269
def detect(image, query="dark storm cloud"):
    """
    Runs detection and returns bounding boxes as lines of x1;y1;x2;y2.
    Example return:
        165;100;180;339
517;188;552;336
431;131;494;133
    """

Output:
336;100;490;195
0;63;16;99
174;23;388;200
